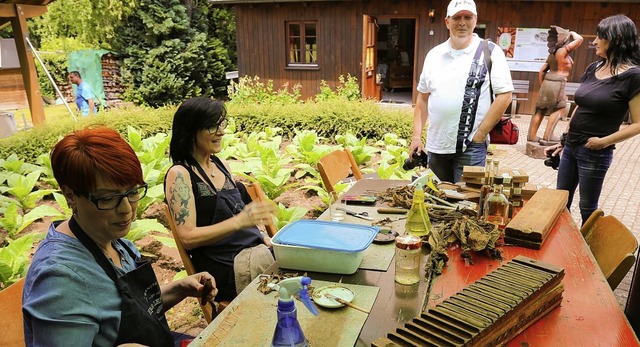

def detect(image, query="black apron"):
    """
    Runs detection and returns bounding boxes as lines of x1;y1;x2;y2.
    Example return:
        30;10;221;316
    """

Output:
185;156;263;301
69;217;173;347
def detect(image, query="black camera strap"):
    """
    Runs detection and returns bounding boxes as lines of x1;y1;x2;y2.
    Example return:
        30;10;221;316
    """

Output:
457;39;494;152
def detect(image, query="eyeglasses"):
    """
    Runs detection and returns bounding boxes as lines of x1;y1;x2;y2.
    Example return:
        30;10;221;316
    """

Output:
206;119;228;134
87;184;148;210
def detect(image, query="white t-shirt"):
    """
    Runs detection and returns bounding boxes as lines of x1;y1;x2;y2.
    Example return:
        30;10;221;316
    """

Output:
417;34;513;154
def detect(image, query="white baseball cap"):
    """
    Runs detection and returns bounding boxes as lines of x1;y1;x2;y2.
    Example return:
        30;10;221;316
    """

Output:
447;0;477;17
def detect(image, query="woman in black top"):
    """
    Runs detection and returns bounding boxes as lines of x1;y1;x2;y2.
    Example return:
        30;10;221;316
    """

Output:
164;97;276;301
546;14;640;225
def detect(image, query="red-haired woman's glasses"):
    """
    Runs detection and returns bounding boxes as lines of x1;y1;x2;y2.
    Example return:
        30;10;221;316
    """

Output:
207;119;228;134
88;184;148;210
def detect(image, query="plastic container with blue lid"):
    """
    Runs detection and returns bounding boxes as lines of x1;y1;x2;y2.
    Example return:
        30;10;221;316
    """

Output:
272;220;379;274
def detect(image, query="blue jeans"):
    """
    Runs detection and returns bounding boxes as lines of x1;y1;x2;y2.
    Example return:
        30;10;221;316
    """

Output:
428;141;487;183
556;144;613;225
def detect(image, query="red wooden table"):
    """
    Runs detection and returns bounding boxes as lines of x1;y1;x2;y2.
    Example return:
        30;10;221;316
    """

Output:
429;210;639;346
192;179;639;346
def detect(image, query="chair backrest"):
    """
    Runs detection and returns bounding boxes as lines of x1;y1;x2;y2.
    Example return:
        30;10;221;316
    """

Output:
317;148;363;194
512;79;530;94
164;204;214;322
245;182;278;237
0;277;26;346
581;209;638;290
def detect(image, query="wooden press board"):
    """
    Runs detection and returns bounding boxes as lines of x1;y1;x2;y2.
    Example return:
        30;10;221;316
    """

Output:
189;278;379;346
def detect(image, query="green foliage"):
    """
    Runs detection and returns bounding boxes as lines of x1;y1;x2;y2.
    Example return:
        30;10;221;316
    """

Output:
286;130;334;167
274;203;308;230
227;76;302;106
0;233;45;288
4;172;57;210
29;0;136;50
0;105;174;163
335;131;378;166
0;154;42;175
125;218;169;244
335;74;361;101
114;1;236;105
33;38;91;100
227;100;413;141
0;204;64;241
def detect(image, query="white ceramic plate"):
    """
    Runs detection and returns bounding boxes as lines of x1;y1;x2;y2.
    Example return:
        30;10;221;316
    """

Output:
312;285;355;308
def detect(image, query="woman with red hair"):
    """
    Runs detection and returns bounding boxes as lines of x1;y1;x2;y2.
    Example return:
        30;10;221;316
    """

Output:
22;127;217;347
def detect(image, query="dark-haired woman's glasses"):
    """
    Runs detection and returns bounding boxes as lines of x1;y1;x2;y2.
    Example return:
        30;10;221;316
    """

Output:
207;119;228;134
87;184;148;210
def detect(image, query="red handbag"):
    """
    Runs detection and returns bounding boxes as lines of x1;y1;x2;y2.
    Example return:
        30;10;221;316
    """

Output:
490;116;519;145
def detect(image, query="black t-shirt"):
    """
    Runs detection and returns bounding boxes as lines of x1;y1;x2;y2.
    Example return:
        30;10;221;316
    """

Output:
567;62;640;147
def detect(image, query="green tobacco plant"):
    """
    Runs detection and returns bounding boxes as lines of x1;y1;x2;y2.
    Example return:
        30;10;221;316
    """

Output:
335;132;378;166
0;233;45;288
4;172;57;210
136;184;166;220
52;192;73;218
35;154;58;189
0;203;65;241
376;144;413;180
0;154;43;176
127;127;173;218
125;218;170;244
286;129;334;167
274;203;308;230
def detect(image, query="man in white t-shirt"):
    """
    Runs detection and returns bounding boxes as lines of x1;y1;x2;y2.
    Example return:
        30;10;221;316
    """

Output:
409;0;513;183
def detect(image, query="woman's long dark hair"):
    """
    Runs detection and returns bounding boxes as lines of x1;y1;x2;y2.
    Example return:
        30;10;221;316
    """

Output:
596;14;640;75
169;97;227;163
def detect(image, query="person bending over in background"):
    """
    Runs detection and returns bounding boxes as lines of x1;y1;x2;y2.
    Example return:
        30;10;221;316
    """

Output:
545;14;640;225
68;71;97;116
164;96;276;303
22;127;217;347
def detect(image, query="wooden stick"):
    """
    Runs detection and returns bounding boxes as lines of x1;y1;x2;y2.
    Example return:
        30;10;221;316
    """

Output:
324;293;370;314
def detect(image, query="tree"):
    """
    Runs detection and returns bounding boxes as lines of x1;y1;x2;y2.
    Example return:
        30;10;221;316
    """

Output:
114;0;236;106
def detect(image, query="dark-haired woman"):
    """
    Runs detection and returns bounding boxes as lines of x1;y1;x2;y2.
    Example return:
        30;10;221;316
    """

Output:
164;97;276;303
23;127;217;347
546;14;640;225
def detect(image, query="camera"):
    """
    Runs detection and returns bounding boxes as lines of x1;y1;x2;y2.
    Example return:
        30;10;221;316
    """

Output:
544;151;560;170
403;151;429;171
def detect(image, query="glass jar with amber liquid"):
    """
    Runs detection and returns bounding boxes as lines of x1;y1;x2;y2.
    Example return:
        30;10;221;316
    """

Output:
483;184;510;229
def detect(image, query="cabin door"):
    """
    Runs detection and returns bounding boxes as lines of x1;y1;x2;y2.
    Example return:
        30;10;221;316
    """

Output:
362;15;381;100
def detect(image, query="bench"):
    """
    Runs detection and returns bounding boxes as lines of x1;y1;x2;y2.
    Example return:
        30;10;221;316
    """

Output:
564;82;580;119
510;80;530;115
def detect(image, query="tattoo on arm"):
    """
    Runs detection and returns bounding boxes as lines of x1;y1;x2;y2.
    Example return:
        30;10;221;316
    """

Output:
170;172;191;225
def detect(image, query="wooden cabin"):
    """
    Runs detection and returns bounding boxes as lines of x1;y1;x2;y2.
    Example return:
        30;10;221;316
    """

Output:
211;0;639;114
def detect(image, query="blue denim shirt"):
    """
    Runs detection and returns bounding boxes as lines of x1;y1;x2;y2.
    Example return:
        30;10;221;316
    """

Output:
23;222;139;347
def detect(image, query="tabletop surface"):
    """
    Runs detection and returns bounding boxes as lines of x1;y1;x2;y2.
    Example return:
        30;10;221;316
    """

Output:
194;179;639;346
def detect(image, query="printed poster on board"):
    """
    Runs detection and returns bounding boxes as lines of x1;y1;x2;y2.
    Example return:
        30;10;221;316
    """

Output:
497;27;548;72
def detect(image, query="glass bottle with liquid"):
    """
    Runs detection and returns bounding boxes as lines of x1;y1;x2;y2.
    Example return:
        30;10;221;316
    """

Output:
477;158;493;218
405;187;432;237
483;184;510;229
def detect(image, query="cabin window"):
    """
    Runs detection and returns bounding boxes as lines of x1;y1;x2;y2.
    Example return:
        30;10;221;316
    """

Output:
287;21;317;67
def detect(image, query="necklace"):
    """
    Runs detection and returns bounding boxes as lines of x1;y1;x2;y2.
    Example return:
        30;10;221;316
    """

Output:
210;171;216;179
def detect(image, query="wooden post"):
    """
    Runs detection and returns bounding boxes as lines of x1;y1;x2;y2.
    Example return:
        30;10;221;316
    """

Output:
10;4;45;126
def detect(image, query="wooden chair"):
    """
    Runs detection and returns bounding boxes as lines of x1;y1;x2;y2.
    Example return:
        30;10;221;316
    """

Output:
625;251;640;337
317;148;363;194
510;79;530;116
164;204;225;323
580;209;638;290
0;277;26;346
245;182;278;237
